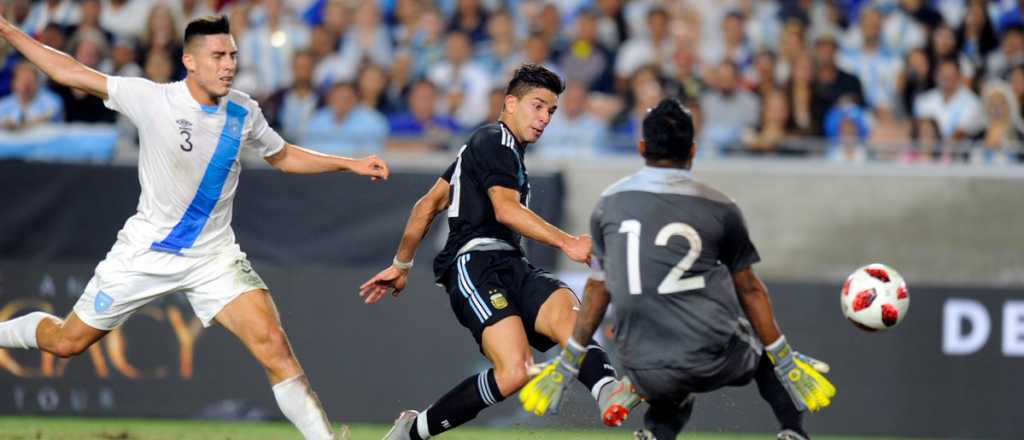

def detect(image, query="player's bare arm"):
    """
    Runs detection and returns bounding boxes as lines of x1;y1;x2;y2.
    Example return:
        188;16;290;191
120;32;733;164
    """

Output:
265;143;389;179
0;15;108;99
359;178;450;303
732;267;784;345
570;278;612;344
488;186;592;263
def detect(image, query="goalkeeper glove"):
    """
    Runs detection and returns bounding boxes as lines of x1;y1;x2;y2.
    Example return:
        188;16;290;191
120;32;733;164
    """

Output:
520;337;586;416
766;336;836;412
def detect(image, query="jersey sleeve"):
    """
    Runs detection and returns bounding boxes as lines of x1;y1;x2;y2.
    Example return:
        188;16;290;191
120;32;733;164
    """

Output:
588;199;607;281
440;160;457;182
720;204;761;272
103;76;159;123
243;102;286;157
466;130;521;191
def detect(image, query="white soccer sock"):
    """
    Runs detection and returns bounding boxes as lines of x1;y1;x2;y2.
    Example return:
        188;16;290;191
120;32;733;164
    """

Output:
272;374;335;440
0;311;53;350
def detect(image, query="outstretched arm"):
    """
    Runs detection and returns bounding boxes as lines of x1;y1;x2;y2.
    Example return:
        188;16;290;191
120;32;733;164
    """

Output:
359;178;451;303
265;143;389;179
488;186;592;264
0;17;107;99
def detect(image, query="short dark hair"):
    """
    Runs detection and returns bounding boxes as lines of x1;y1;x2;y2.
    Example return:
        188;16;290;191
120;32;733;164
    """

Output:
184;15;230;47
505;64;564;98
642;98;695;162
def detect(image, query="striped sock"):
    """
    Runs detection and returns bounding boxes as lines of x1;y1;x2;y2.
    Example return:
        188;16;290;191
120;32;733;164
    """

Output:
409;369;504;440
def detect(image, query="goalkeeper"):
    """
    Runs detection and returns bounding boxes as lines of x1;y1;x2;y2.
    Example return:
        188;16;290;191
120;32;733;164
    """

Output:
520;98;835;440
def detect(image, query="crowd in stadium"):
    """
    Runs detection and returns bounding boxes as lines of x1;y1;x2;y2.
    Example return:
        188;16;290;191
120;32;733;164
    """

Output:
0;0;1022;164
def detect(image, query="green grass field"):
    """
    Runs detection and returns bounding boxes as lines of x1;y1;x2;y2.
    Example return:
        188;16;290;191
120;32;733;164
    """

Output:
0;417;933;440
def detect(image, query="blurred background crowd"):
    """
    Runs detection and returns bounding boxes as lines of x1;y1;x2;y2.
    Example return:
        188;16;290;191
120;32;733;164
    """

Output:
1;0;1023;164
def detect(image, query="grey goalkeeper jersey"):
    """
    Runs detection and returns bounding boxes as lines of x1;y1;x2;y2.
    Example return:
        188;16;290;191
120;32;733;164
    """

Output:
590;166;762;371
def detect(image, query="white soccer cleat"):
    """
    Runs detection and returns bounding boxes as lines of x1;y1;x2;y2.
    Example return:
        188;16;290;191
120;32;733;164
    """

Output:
381;410;419;440
633;429;655;439
598;376;642;427
777;429;810;440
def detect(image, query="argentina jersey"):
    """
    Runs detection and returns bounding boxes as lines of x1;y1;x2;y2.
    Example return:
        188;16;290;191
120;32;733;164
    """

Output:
102;77;285;256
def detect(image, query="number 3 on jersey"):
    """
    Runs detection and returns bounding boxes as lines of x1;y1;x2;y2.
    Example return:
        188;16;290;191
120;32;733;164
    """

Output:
618;219;706;295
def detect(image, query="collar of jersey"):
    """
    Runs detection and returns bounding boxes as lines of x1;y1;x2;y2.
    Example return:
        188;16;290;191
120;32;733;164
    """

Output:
640;166;694;181
173;80;225;113
497;121;521;148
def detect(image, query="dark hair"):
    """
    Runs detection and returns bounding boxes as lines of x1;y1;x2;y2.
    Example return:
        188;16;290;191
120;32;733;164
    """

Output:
505;64;564;98
642;98;695;162
184;15;230;47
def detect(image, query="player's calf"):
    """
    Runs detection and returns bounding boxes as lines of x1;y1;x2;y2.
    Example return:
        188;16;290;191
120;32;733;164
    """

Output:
400;369;506;440
0;311;55;351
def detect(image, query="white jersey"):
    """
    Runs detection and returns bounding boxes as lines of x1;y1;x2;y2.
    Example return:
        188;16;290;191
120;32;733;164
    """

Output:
103;76;285;256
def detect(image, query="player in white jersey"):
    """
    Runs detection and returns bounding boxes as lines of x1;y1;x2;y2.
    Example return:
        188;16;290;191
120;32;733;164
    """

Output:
0;15;389;439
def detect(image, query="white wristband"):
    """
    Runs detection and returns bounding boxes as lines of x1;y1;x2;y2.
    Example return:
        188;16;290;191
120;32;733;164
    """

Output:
392;257;413;270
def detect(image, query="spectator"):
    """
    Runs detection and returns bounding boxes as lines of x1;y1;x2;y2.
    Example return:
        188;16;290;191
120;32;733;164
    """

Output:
614;7;674;90
974;80;1024;163
238;0;310;98
997;0;1024;32
356;64;394;114
427;31;491;128
408;7;447;76
21;0;80;37
100;0;154;40
899;47;933;117
65;0;112;47
774;19;806;85
171;0;217;34
929;24;975;84
387;79;460;152
54;30;115;123
743;90;798;155
786;53;816;136
336;2;392;78
956;0;998;76
882;0;928;54
515;33;560;78
838;7;904;114
986;25;1024;80
824;99;872;161
320;0;350;42
449;0;488;43
264;50;318;141
534;3;567;51
475;9;518;78
594;0;628;50
534;82;608;157
0;62;62;130
914;57;985;142
748;49;779;99
909;117;944;161
557;10;614;93
611;67;664;153
305;82;389;154
663;45;705;102
811;34;865;136
705;11;753;72
699;61;760;155
108;36;142;77
37;23;66;55
139;4;184;81
389;0;421;47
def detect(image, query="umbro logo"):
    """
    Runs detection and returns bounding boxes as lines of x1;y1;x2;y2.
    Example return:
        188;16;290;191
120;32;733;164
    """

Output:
177;119;194;152
176;119;192;130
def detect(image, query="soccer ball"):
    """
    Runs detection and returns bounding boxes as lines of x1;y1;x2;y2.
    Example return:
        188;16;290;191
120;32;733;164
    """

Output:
840;263;909;331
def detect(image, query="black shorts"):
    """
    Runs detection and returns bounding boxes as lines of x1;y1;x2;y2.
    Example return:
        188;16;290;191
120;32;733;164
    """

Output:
623;336;761;406
440;250;568;352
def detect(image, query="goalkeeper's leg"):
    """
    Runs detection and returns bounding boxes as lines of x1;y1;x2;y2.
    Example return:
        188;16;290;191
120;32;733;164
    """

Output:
754;352;808;439
641;394;695;440
397;316;530;440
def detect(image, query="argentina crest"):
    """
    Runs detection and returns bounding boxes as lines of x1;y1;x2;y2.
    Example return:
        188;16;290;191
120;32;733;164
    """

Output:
488;289;508;310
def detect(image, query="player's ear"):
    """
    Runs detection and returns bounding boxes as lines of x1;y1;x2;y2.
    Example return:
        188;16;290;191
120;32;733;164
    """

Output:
637;140;646;156
182;51;195;73
689;142;697;158
503;94;517;115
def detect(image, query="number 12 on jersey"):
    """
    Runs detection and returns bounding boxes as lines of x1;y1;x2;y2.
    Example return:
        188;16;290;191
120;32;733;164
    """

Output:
618;220;706;295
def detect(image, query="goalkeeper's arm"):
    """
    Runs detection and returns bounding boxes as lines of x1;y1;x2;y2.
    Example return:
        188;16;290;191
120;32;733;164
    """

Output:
732;266;783;345
571;277;612;346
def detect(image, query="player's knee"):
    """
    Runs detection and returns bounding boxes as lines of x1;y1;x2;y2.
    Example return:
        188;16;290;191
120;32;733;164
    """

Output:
494;362;530;396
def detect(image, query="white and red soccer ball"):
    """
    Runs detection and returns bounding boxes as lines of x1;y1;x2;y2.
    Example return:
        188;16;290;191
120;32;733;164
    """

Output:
841;263;909;331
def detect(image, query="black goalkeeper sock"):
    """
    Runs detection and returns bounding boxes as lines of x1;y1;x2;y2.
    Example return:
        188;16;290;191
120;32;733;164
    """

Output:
576;340;618;398
754;352;808;438
409;369;504;440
